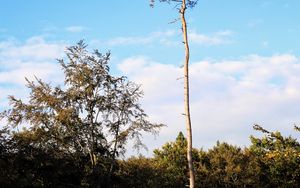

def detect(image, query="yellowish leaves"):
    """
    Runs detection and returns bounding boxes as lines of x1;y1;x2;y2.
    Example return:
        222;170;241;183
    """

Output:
265;149;300;160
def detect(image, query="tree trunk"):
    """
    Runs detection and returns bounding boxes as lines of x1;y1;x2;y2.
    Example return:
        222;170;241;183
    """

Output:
180;0;195;187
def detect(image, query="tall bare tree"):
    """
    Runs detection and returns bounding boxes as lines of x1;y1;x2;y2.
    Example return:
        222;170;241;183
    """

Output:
151;0;197;187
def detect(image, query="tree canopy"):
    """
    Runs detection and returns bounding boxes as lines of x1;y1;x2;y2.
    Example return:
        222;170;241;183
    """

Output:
0;41;163;187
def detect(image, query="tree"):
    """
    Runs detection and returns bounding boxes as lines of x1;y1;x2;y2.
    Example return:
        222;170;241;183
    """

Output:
250;125;300;186
116;155;162;188
1;41;163;187
154;132;188;187
150;1;197;187
201;142;260;187
0;129;87;187
153;132;200;187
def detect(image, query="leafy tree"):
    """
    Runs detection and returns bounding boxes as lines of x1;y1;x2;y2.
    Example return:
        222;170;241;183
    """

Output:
116;156;163;188
0;41;163;187
154;132;188;187
0;129;87;187
250;124;300;187
0;128;16;187
150;1;198;187
201;142;260;187
153;132;200;187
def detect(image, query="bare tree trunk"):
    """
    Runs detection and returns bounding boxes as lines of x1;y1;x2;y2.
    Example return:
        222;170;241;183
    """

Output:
180;0;195;187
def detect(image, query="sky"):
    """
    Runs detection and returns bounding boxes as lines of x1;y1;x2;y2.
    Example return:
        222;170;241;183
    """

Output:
1;0;300;156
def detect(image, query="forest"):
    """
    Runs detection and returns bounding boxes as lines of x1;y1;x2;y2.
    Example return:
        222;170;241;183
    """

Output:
0;42;299;187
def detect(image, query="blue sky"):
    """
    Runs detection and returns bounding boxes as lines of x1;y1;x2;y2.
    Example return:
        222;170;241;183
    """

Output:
2;0;300;61
1;0;300;156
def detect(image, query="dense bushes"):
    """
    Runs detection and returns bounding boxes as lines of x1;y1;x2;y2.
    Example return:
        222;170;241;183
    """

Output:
117;127;300;188
0;126;300;187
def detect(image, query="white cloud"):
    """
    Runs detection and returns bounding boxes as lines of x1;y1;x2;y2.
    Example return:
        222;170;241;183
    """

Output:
118;56;149;74
0;62;61;85
93;29;233;48
189;30;233;45
65;26;86;33
0;37;65;109
118;54;300;155
0;36;65;62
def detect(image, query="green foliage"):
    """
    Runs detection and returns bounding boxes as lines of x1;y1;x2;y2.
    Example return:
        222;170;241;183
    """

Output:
250;124;300;187
116;156;163;188
153;132;199;187
154;132;188;187
0;129;88;187
114;128;300;187
0;41;163;187
1;124;300;187
198;142;260;187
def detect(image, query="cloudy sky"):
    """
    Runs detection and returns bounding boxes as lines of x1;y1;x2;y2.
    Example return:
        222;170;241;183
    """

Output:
1;0;300;156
